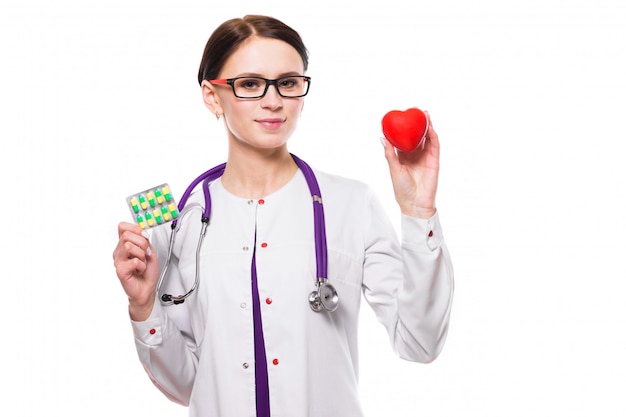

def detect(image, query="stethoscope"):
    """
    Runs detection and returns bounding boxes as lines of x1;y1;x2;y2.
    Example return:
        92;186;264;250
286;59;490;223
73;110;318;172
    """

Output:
156;153;339;313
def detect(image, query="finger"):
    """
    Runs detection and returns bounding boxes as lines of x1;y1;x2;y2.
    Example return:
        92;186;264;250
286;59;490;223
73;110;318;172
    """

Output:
381;136;402;175
425;110;434;128
118;221;142;238
116;256;148;281
116;231;148;256
123;238;151;261
424;111;440;148
117;222;150;249
113;228;152;270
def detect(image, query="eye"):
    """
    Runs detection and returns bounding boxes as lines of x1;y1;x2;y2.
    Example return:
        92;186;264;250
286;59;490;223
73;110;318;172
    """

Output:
279;77;299;89
236;78;263;90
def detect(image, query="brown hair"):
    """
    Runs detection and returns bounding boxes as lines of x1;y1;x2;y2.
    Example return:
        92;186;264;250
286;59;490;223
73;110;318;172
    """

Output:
197;15;309;85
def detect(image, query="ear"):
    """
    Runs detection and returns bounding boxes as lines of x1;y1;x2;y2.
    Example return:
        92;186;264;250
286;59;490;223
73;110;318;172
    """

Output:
201;80;222;115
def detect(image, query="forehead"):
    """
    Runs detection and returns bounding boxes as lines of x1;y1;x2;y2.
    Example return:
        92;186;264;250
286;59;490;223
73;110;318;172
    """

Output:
219;36;304;77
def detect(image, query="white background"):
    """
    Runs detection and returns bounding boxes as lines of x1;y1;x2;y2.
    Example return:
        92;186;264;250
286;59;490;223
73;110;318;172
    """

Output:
2;0;625;415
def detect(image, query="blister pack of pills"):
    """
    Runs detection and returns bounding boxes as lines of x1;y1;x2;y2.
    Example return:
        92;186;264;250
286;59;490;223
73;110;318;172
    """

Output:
126;183;179;229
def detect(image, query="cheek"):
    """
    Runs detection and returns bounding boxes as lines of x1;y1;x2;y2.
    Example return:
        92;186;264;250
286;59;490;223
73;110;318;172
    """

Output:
291;100;305;117
223;115;247;140
222;103;253;131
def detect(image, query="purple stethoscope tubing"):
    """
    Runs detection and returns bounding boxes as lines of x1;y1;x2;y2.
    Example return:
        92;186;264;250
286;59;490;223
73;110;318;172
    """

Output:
289;154;327;283
157;154;337;312
175;162;227;225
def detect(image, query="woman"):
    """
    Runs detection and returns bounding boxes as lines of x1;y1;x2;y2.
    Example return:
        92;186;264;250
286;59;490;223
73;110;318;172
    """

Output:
113;15;453;417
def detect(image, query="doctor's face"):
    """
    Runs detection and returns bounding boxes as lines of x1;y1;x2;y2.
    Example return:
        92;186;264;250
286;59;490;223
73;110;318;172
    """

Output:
206;36;307;151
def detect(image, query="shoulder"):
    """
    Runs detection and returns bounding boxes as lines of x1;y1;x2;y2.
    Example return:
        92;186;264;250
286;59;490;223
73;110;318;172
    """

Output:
313;169;366;188
312;168;374;203
307;166;396;250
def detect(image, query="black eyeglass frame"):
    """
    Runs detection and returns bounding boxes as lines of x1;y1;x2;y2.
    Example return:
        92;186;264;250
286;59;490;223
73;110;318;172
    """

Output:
209;76;312;99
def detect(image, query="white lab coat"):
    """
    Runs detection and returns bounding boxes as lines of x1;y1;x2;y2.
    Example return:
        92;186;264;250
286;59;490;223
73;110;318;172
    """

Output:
131;167;454;417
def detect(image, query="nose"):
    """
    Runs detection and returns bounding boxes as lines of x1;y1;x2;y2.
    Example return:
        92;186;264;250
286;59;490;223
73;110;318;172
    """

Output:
260;81;282;109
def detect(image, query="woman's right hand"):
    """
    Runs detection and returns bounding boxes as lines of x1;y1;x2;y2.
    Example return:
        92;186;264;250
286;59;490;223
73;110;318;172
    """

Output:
112;222;160;321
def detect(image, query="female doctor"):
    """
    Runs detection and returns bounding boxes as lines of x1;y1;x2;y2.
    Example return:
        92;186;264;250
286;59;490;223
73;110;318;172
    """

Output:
113;14;454;417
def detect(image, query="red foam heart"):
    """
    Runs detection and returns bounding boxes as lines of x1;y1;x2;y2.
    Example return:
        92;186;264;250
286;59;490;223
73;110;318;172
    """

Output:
381;107;429;152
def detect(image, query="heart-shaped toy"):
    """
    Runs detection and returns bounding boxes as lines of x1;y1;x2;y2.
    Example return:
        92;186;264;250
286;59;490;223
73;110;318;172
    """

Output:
381;107;429;152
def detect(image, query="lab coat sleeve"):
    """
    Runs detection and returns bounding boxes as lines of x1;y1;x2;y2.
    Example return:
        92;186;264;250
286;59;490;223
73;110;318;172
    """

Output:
130;228;199;406
362;193;454;363
131;301;198;405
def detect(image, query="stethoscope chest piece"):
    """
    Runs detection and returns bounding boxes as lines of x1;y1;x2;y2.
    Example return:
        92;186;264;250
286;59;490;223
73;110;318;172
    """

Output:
309;282;339;313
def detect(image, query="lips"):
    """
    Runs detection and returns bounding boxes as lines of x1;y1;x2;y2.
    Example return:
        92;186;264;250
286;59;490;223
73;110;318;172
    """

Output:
256;118;285;129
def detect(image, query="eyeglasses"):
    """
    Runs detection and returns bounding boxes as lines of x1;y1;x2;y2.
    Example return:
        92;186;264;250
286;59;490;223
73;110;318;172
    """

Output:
209;76;311;99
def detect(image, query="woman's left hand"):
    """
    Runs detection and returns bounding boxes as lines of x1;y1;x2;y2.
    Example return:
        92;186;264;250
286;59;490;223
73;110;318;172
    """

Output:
382;111;440;219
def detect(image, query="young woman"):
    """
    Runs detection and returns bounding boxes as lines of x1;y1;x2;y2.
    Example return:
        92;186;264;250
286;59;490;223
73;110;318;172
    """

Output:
113;15;454;417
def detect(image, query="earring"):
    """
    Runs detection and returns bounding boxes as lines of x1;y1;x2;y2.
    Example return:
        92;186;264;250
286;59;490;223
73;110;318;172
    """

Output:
215;112;221;121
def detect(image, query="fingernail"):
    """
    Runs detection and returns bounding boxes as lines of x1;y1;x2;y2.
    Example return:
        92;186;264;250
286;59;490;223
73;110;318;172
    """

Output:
141;231;150;240
380;137;387;148
146;247;152;257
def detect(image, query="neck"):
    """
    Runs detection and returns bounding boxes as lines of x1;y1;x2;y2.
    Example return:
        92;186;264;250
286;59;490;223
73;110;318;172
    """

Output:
221;145;298;199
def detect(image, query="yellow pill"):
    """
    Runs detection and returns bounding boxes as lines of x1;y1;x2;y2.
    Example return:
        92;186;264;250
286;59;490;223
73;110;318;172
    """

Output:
147;192;156;207
136;215;146;229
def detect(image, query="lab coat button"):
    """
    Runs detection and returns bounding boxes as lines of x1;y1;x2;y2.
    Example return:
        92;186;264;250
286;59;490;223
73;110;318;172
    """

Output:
243;246;249;251
265;298;272;305
243;362;249;369
258;199;265;205
247;200;254;205
240;302;247;309
428;230;434;237
261;242;268;248
272;358;279;366
149;328;156;335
